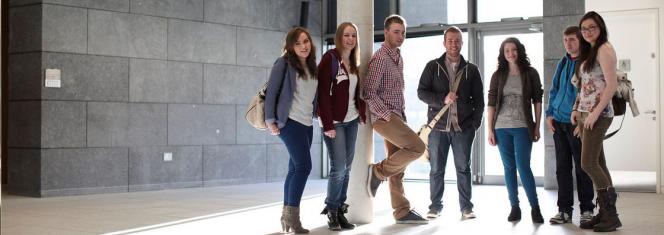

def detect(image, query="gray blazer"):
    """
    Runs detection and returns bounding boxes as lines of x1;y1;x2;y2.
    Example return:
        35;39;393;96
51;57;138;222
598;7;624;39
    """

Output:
264;57;318;128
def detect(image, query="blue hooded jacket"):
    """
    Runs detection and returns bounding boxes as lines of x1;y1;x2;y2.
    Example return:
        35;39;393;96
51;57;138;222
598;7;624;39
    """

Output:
546;54;577;123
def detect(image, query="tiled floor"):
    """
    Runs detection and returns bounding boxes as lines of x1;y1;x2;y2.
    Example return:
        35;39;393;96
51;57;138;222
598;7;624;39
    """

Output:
2;180;663;234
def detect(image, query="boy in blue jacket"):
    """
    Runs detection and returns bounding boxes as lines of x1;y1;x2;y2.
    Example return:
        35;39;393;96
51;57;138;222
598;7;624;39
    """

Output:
546;26;595;224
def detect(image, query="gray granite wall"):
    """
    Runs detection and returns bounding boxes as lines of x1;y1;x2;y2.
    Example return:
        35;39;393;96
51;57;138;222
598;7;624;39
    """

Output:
8;0;323;197
543;0;584;189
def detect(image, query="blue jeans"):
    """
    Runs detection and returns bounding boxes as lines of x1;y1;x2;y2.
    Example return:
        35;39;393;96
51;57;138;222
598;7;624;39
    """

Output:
428;128;475;212
552;120;594;213
495;128;539;208
322;118;359;210
279;119;313;207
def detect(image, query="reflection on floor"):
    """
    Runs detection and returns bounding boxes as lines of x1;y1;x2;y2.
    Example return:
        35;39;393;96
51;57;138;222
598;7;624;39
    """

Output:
2;180;664;234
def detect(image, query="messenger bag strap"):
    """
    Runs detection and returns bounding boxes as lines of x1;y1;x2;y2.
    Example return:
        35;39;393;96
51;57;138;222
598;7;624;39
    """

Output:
426;65;467;129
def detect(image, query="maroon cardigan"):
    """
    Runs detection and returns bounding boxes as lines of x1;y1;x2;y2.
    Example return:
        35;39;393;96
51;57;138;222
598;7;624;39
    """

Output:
317;49;367;131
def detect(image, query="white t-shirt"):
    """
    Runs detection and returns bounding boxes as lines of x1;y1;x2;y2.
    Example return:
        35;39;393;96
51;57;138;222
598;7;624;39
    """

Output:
343;73;360;122
288;72;318;126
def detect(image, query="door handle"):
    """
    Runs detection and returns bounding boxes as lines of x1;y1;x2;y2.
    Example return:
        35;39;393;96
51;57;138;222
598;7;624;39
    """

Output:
644;110;656;115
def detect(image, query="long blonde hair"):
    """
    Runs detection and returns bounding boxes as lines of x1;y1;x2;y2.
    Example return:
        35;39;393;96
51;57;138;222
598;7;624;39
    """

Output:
334;22;360;74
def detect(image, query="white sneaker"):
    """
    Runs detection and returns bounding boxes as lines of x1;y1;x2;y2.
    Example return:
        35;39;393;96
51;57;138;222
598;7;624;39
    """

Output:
462;209;476;219
580;211;594;223
549;211;572;224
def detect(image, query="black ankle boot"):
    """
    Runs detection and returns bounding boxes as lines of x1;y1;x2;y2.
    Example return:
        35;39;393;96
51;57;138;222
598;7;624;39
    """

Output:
508;206;521;222
326;210;341;231
531;207;544;223
338;204;355;230
594;187;622;232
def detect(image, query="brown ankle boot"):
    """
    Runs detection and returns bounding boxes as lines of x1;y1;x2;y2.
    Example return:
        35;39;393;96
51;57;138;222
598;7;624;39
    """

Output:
284;206;309;234
594;187;622;232
280;206;288;232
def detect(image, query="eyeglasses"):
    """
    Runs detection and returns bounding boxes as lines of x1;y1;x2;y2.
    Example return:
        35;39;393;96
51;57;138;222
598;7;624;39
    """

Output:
581;26;598;33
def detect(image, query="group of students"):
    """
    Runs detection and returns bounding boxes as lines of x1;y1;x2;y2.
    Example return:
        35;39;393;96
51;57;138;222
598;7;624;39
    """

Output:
264;10;622;234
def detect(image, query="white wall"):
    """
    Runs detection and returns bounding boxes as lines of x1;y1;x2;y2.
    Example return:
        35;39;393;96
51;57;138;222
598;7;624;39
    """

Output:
586;0;664;193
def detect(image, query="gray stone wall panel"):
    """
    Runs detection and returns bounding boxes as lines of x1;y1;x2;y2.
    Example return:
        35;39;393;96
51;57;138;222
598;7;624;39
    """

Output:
167;19;236;64
130;59;203;103
42;4;87;53
129;146;203;191
131;0;204;21
7;149;42;197
203;64;266;104
42;148;129;192
204;0;268;28
203;145;266;186
543;0;584;17
9;53;42;100
8;101;41;148
236;28;283;67
9;5;41;53
42;53;129;101
42;101;86;148
88;10;167;59
87;102;167;147
168;104;235;145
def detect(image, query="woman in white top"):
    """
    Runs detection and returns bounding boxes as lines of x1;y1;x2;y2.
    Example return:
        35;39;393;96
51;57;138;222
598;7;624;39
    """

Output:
264;27;318;234
316;22;366;231
571;11;621;232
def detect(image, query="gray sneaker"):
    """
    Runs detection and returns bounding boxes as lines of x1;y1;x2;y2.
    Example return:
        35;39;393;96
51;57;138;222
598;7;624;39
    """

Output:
366;165;382;197
396;210;429;224
427;208;441;218
580;211;594;223
549;211;572;224
462;209;476;219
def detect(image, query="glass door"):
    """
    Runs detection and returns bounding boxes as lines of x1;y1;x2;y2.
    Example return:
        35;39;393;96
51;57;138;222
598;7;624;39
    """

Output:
477;30;544;185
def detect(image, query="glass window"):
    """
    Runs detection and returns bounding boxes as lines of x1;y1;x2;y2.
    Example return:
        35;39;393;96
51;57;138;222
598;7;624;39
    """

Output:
400;0;468;26
482;33;544;177
477;0;542;22
372;33;470;180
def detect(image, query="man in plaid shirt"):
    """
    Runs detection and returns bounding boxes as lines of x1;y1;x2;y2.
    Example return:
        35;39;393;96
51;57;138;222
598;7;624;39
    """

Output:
364;14;428;224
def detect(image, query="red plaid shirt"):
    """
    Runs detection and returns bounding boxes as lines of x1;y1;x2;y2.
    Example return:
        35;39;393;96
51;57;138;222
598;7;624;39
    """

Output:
364;43;406;122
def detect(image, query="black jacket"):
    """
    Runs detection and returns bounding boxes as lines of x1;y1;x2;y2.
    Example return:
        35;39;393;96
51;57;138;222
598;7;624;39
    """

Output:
417;54;484;131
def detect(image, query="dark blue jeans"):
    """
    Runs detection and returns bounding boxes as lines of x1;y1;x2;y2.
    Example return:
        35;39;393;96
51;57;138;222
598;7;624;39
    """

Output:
495;128;539;208
552;120;594;213
279;119;313;207
428;128;475;212
322;118;359;210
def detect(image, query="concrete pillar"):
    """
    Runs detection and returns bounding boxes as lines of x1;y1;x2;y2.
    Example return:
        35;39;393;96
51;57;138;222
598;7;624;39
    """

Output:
542;0;584;189
338;0;374;224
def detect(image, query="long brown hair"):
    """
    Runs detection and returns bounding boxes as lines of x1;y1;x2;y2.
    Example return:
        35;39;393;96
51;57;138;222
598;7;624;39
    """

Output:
577;11;609;74
496;37;531;77
282;27;317;79
334;22;360;74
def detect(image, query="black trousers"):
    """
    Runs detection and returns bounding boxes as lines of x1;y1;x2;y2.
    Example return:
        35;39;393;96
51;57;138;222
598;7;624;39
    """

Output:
552;120;595;213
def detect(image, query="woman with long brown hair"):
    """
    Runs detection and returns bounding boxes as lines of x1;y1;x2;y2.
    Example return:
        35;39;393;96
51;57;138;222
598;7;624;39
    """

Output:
487;37;544;223
572;11;621;232
264;27;318;234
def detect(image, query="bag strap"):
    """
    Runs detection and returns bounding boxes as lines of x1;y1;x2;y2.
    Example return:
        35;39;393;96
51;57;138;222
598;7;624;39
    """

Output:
604;114;624;140
425;65;467;129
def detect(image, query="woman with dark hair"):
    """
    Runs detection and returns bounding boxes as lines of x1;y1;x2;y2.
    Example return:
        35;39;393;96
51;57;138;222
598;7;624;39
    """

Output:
264;27;318;234
316;22;366;231
572;11;621;232
487;37;544;223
